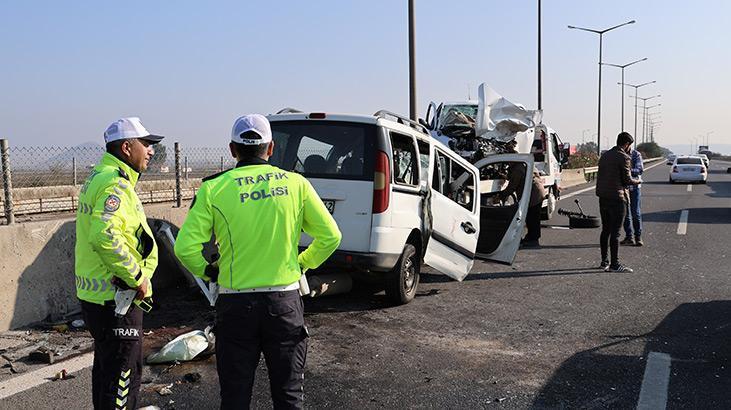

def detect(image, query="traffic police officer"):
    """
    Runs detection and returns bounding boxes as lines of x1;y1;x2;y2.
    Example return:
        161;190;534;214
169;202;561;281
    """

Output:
174;114;341;409
76;117;163;410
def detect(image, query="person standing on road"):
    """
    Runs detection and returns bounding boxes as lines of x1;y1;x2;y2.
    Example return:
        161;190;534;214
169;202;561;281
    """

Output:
174;114;342;409
596;132;641;272
75;117;163;410
621;148;644;246
521;167;547;248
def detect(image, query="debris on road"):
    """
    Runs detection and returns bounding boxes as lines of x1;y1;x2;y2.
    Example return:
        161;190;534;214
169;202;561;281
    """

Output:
70;319;85;329
156;383;174;396
10;361;28;374
183;372;202;383
146;326;215;364
51;369;76;381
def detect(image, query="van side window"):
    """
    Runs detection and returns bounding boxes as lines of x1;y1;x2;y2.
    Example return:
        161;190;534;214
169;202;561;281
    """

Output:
432;150;475;212
417;140;430;184
390;132;418;186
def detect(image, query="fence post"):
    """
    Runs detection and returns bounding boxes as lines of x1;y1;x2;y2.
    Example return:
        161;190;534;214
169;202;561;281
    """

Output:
1;139;15;224
174;142;182;208
184;156;189;180
220;156;224;172
72;157;77;186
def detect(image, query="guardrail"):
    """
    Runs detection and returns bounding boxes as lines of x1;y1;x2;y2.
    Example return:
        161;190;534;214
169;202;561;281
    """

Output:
582;156;662;181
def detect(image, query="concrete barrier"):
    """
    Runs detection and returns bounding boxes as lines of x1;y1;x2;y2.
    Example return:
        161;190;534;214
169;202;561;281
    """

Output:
0;201;192;331
558;169;586;188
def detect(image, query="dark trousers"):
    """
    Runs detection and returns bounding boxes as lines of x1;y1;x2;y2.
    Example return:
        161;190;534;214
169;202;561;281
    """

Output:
599;198;627;266
81;300;143;410
215;290;308;410
524;204;542;241
623;188;642;238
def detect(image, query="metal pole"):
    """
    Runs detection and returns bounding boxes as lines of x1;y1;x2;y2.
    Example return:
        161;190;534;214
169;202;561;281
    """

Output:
72;157;77;186
174;142;181;208
642;100;647;143
408;0;417;121
1;139;15;224
184;156;189;180
633;89;638;142
621;68;625;134
537;0;542;111
597;33;603;155
220;157;224;172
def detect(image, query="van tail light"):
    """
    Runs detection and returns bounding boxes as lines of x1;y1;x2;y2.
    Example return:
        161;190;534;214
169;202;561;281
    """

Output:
372;150;390;214
672;166;678;173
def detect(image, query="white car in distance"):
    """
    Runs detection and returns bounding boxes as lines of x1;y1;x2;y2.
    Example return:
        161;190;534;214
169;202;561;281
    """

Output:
669;156;707;184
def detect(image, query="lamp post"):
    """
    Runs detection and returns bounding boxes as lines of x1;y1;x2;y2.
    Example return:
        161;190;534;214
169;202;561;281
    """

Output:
568;20;636;155
408;0;417;120
619;81;655;147
704;130;714;148
601;58;647;131
644;103;661;143
631;95;661;143
538;0;542;111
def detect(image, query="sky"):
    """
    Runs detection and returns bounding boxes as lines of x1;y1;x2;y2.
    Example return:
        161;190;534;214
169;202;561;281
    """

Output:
1;1;729;154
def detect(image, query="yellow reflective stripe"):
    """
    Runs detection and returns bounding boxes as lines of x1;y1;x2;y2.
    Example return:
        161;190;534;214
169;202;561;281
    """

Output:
122;369;131;378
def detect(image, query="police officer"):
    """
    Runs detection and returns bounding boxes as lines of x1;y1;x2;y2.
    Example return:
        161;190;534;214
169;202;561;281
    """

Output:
174;114;341;409
76;117;163;410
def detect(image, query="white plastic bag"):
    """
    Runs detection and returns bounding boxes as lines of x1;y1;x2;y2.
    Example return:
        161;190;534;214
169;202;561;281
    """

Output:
146;327;215;364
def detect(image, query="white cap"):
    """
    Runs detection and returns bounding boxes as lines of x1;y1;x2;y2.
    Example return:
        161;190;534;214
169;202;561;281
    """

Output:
231;114;272;145
104;117;164;144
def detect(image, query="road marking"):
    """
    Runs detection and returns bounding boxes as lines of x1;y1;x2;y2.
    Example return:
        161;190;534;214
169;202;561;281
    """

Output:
687;184;692;192
677;210;689;235
559;160;665;202
0;352;93;400
636;352;672;410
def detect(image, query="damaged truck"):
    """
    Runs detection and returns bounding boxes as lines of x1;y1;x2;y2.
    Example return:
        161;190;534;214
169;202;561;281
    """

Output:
421;83;569;219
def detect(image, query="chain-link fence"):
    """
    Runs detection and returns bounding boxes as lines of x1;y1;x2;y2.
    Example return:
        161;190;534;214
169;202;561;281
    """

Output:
0;140;238;223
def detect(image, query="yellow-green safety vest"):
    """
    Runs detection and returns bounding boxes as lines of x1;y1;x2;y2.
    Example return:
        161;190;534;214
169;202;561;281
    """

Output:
174;158;341;290
75;153;158;304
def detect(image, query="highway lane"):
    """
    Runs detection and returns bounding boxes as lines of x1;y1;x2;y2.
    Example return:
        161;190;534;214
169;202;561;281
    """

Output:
2;160;729;409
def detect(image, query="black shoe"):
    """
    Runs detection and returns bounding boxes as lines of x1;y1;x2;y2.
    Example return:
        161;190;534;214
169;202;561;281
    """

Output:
620;237;635;245
600;260;610;270
521;240;540;249
608;264;633;273
634;237;644;246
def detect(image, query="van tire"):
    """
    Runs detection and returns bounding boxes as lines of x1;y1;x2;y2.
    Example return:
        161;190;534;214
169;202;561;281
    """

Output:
541;188;557;220
385;244;420;305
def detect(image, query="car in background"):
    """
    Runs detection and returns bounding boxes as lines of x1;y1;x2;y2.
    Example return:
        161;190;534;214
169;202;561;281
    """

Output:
666;154;677;165
697;153;710;168
669;156;707;184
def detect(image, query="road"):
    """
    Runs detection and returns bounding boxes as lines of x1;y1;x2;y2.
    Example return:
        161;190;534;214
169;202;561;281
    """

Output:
2;160;729;409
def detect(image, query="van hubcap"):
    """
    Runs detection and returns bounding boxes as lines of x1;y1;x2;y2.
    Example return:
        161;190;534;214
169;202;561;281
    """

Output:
403;257;415;290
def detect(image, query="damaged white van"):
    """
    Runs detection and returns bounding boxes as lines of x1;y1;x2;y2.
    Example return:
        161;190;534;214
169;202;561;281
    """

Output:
267;109;533;305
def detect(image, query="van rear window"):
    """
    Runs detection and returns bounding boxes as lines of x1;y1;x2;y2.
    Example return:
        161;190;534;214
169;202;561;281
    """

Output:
269;121;376;180
677;157;702;165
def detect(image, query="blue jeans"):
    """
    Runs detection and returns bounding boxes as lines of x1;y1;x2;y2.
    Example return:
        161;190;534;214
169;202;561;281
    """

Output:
624;188;642;238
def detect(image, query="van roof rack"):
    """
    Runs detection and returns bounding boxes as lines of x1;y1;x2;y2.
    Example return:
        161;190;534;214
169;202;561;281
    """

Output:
276;107;304;114
373;110;428;134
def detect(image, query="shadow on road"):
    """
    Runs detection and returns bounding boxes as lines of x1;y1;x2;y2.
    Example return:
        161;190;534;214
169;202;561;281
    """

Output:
532;300;731;409
420;267;606;284
643;207;731;224
706;180;731;198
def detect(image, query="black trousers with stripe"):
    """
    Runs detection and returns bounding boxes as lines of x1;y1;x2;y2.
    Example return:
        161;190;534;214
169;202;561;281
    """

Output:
215;290;308;409
81;300;143;410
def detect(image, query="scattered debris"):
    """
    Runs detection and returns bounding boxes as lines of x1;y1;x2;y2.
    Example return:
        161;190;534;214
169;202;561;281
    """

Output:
144;330;154;336
183;372;202;383
51;369;76;381
29;347;56;364
71;319;85;329
51;324;69;333
146;326;215;364
10;362;28;374
496;397;507;403
138;406;161;410
156;383;174;396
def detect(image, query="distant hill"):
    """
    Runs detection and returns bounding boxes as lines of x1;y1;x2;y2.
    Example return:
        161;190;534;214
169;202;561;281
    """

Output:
44;141;104;169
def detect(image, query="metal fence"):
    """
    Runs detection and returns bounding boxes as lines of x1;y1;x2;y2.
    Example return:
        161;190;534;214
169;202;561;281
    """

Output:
0;139;238;223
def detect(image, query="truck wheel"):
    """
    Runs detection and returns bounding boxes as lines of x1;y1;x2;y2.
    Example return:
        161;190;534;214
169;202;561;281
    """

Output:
385;244;420;305
541;188;557;220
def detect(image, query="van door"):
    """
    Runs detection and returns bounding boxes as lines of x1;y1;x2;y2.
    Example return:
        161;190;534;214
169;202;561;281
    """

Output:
423;147;480;281
472;154;534;264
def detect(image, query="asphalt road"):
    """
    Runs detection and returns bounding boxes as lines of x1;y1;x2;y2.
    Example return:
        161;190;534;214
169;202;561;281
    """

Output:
2;160;729;409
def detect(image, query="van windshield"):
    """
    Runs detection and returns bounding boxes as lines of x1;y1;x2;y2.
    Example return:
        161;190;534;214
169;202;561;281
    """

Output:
269;121;376;180
438;104;478;129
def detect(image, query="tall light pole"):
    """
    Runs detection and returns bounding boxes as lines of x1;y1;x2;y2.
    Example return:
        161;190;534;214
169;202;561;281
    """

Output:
568;20;636;155
537;0;542;111
619;81;655;147
408;0;417;120
644;103;661;143
631;95;661;143
601;57;647;131
704;130;714;148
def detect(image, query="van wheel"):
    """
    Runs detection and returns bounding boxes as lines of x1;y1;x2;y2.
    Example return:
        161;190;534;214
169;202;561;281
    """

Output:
385;244;420;305
541;188;557;220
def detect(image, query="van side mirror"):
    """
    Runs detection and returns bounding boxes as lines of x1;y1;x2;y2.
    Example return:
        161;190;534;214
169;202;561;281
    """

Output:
418;118;431;130
560;143;571;165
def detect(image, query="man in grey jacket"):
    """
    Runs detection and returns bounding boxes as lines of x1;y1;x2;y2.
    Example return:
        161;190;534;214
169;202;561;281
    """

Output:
596;132;641;272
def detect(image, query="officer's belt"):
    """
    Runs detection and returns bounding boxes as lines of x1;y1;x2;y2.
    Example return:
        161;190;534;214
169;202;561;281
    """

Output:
218;281;299;294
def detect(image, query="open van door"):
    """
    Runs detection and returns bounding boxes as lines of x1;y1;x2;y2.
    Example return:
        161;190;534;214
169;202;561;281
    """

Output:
423;146;481;281
472;153;534;264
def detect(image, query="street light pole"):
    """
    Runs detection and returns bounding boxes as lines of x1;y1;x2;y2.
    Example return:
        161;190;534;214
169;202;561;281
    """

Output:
629;94;660;143
644;103;661;143
601;58;647;131
408;0;417;121
619;81;655;147
537;0;542;111
568;20;636;155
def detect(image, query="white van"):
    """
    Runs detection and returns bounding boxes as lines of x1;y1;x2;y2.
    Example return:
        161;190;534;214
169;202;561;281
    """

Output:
266;109;533;304
423;98;567;219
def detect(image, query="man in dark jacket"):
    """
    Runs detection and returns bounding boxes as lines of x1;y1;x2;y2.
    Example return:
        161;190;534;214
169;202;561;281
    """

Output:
521;168;546;248
596;132;641;272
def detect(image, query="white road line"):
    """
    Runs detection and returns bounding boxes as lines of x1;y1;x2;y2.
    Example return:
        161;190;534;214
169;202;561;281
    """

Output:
687;184;692;192
677;210;689;235
636;352;672;410
559;160;665;202
0;352;94;400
